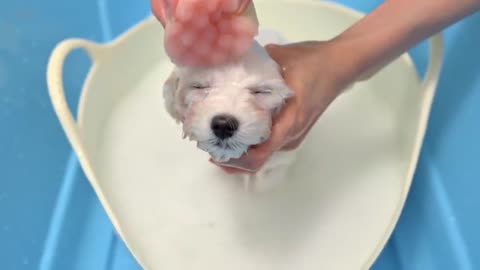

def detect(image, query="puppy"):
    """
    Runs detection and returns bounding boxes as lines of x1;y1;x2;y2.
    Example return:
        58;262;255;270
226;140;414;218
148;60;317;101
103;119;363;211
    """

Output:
163;34;298;192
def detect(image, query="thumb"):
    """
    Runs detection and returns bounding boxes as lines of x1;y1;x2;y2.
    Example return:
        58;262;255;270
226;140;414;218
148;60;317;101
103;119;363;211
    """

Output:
248;97;296;155
213;99;296;172
265;44;286;62
151;0;169;27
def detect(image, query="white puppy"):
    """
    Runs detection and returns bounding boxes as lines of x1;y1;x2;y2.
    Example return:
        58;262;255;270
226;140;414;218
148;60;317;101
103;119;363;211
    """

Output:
163;33;299;192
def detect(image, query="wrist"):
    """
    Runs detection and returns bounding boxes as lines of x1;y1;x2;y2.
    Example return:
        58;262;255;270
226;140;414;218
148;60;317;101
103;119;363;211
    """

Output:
330;0;480;82
314;37;370;90
330;18;413;83
307;40;359;98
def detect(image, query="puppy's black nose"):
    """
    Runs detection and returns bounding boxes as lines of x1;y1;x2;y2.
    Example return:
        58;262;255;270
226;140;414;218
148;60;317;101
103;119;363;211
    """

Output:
211;114;239;140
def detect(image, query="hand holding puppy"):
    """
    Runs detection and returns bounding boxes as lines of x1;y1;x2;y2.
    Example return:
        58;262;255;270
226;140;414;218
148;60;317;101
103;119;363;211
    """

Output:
212;0;480;173
212;41;355;173
153;0;480;174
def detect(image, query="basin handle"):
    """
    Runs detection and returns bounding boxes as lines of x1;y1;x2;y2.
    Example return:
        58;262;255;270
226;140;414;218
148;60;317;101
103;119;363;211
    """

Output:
415;33;444;141
423;34;444;98
46;37;142;269
46;39;106;179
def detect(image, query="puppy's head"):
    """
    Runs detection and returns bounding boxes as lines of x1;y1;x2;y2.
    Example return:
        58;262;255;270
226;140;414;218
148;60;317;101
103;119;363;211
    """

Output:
163;41;292;162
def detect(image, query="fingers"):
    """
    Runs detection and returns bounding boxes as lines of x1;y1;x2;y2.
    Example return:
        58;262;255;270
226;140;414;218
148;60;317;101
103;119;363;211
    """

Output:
265;44;297;79
152;0;254;33
255;99;296;153
238;0;253;13
209;44;301;173
209;159;252;174
158;0;258;66
151;0;170;27
212;97;297;173
239;0;251;10
280;124;311;151
221;167;249;174
265;44;286;64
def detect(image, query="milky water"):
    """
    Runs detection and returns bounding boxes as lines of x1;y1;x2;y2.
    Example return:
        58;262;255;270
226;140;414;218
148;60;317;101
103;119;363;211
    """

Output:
97;61;409;270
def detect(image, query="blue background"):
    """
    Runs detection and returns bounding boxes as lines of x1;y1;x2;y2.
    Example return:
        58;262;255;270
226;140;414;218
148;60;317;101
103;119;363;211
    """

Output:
0;0;478;269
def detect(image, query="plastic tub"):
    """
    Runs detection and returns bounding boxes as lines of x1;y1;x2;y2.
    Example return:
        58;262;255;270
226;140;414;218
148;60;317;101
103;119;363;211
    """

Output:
1;0;479;269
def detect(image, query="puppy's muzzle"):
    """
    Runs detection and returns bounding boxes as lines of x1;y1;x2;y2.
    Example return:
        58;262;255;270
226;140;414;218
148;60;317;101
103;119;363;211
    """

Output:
211;114;239;140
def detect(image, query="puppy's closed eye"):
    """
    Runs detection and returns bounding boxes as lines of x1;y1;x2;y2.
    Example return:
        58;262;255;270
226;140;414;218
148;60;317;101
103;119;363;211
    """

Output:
191;83;209;90
249;86;272;95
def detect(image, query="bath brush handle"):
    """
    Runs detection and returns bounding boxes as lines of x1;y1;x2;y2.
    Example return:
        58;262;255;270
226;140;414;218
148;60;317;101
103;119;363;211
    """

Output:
46;38;106;188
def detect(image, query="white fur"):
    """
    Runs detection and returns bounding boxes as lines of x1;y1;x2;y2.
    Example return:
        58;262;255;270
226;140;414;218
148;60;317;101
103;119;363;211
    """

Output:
163;33;298;192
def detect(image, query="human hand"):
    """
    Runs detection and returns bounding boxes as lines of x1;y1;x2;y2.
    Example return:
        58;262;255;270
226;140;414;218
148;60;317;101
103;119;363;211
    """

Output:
211;40;358;173
150;0;258;66
210;0;480;174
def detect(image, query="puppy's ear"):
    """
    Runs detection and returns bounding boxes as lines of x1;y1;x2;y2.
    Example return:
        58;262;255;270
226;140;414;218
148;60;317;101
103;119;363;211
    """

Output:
163;68;183;122
271;79;294;100
267;79;294;115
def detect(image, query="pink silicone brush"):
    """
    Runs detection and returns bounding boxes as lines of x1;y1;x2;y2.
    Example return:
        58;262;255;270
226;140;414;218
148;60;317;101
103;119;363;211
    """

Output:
151;0;259;66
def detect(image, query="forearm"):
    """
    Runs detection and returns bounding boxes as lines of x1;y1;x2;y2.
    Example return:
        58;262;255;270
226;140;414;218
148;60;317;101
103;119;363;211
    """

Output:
334;0;480;80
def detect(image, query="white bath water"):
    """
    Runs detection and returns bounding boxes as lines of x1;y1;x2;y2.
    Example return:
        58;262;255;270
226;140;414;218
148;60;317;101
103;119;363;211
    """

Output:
97;61;408;270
